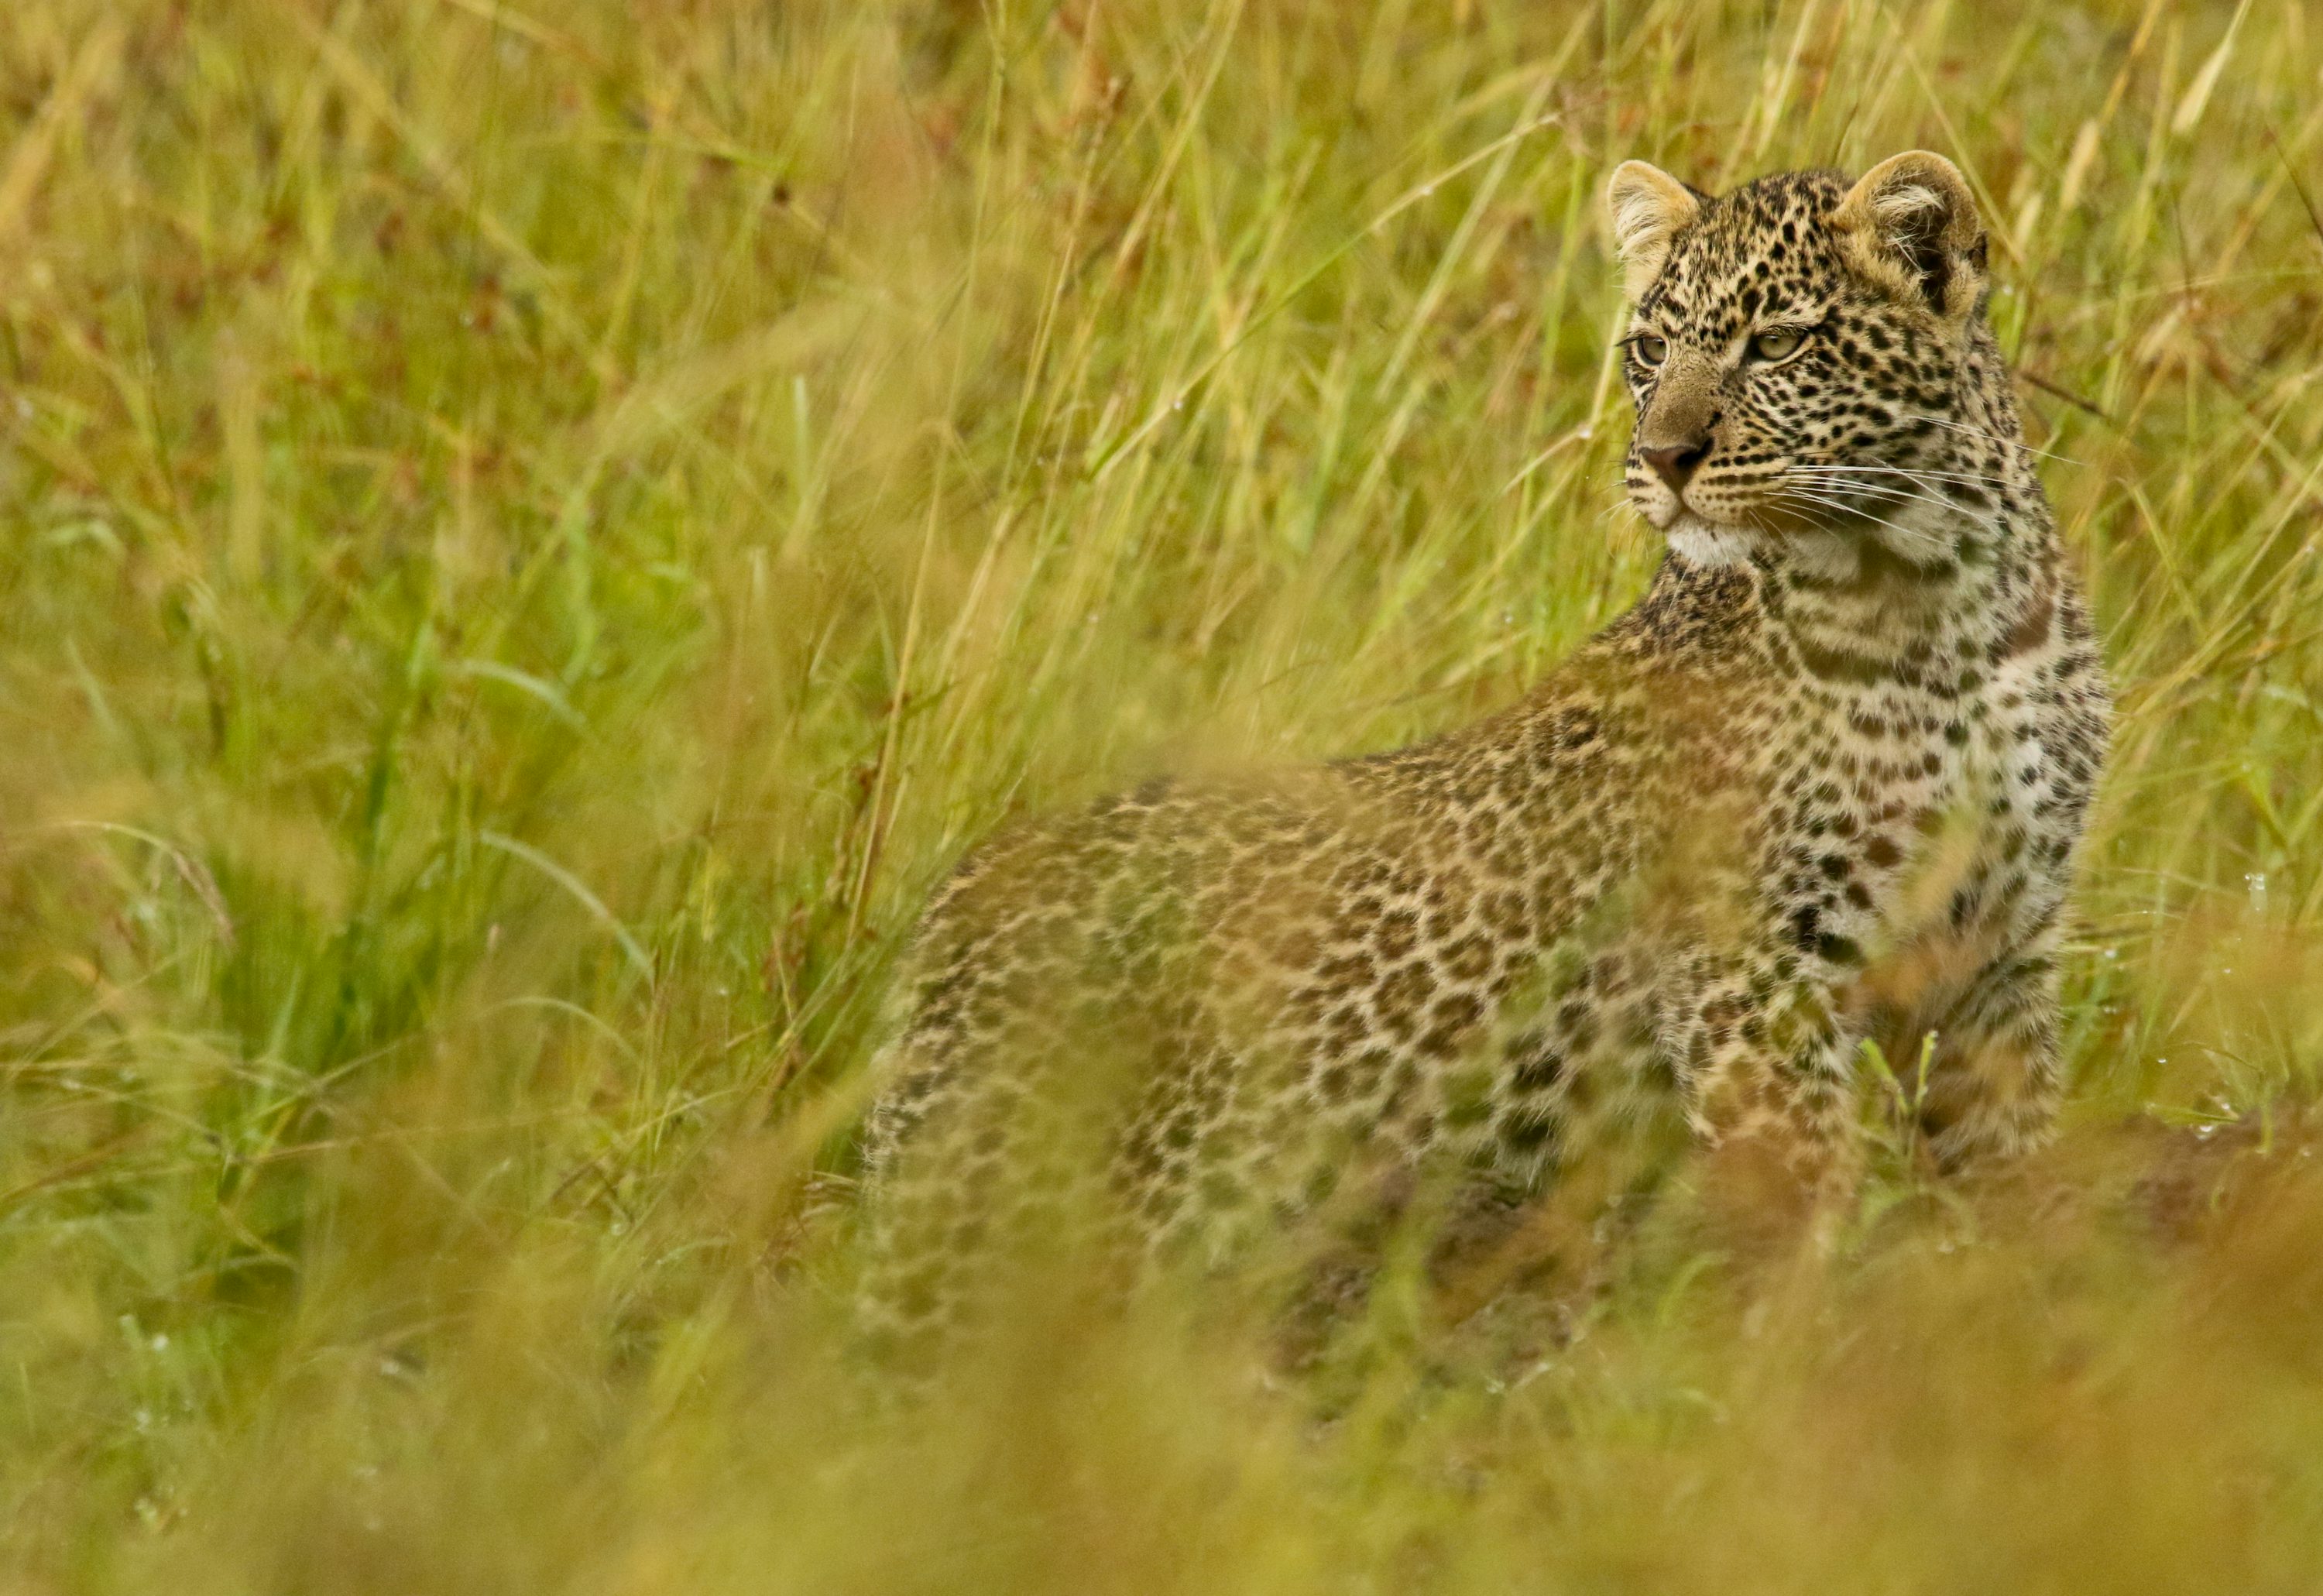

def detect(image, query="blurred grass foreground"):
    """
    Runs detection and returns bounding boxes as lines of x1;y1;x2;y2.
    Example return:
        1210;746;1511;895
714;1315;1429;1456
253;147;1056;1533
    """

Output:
5;0;2323;1588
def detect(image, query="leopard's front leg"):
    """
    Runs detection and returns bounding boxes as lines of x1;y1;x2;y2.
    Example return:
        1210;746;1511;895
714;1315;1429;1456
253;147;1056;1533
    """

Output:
1895;944;2067;1170
1673;954;1872;1208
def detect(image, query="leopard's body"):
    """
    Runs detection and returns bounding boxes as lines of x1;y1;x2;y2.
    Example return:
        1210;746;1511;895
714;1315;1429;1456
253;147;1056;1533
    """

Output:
856;155;2109;1351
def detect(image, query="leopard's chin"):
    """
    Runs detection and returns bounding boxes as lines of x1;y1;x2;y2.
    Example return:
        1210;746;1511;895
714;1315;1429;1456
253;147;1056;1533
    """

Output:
1662;512;1759;568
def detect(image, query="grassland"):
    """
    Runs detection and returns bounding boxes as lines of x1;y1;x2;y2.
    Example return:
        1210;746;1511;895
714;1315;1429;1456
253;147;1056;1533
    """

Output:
5;0;2323;1588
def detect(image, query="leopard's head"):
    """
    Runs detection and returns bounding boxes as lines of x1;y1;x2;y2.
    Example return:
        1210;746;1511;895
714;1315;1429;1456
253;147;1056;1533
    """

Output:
1605;153;2009;565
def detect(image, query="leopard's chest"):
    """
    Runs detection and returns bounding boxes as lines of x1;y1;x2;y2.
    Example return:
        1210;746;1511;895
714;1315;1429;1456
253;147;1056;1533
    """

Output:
1762;674;1974;953
1779;641;2091;1009
1959;637;2102;940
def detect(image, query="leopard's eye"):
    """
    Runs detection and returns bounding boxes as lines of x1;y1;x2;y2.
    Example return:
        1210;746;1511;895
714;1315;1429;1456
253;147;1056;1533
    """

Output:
1749;328;1806;362
1629;334;1669;367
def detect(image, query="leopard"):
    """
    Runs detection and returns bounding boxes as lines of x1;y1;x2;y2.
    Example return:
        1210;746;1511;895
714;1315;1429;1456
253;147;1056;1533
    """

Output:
852;151;2111;1362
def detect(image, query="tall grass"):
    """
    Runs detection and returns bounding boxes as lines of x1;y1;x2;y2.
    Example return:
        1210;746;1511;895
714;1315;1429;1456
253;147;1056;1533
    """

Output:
5;0;2323;1587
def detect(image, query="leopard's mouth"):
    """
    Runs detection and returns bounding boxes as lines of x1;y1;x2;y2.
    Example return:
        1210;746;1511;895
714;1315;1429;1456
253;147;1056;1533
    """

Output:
1638;462;1844;536
1646;475;1754;531
1685;470;1881;536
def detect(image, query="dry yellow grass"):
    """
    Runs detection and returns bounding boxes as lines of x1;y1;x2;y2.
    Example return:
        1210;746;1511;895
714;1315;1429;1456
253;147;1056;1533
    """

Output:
5;0;2323;1588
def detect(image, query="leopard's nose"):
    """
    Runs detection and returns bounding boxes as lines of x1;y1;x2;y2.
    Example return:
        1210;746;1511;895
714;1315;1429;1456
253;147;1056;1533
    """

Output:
1640;436;1712;491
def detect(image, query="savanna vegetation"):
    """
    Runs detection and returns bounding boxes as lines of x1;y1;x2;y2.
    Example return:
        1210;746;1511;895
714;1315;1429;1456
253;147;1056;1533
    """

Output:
5;0;2323;1588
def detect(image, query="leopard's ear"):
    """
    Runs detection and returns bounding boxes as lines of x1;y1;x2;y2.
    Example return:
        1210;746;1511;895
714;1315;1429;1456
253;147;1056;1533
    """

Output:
1834;151;1988;324
1605;161;1704;301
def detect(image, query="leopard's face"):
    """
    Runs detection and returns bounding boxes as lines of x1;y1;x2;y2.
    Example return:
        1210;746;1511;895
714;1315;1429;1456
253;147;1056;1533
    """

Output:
1608;159;1997;546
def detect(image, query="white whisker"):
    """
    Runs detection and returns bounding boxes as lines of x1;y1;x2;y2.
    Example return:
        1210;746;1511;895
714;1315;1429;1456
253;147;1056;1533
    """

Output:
1784;474;1975;520
1801;462;2014;490
1910;413;2085;467
1769;489;1956;563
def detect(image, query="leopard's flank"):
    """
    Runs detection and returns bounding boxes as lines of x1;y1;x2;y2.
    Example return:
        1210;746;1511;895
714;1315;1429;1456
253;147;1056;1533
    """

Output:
856;152;2111;1357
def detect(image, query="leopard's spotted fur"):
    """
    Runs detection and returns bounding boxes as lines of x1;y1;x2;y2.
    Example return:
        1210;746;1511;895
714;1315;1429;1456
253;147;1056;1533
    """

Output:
855;153;2111;1354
